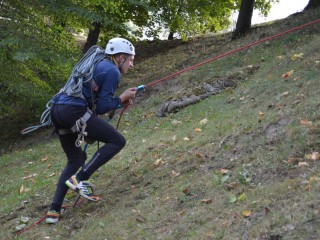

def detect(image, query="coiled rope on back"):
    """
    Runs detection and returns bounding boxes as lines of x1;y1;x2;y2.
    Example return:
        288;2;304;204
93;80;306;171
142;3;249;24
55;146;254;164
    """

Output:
63;46;105;98
21;46;106;134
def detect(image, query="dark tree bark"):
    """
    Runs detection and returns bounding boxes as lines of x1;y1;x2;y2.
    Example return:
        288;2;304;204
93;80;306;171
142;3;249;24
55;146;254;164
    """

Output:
232;0;255;40
168;31;174;40
304;0;320;10
82;21;102;54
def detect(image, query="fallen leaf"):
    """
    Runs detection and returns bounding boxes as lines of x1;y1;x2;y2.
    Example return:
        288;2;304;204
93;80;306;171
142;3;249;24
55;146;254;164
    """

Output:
171;170;180;177
242;210;252;218
195;151;203;158
194;128;202;132
300;119;312;126
311;152;320;161
238;193;246;201
225;182;238;190
265;207;270;215
282;70;294;79
298;162;309;168
136;215;146;223
172;120;183;125
153;159;162;168
201;199;212;204
22;174;38;180
291;53;304;61
229;194;237;203
309;176;320;183
220;169;230;175
287;158;300;164
258;111;265;117
41;157;48;162
304;184;311;191
199;118;208;125
178;210;186;216
183;188;190;195
20;185;25;195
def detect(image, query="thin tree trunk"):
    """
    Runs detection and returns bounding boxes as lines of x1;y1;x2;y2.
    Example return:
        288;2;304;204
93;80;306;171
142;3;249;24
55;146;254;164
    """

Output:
82;21;101;54
168;32;174;40
232;0;255;40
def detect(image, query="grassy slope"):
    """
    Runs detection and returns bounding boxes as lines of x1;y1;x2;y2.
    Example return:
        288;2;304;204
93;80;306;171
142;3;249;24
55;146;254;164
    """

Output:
1;9;320;240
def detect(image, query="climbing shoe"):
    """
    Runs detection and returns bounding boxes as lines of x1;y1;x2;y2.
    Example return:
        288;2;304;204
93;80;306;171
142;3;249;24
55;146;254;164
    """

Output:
66;176;100;201
46;209;65;224
77;181;100;201
65;175;80;191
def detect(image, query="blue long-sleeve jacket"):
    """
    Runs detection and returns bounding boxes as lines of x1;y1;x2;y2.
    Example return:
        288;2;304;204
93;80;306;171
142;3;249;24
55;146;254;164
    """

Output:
52;59;122;115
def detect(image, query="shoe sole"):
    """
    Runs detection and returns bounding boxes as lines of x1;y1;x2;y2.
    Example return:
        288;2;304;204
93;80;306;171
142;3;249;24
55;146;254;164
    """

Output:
46;218;59;224
79;191;99;201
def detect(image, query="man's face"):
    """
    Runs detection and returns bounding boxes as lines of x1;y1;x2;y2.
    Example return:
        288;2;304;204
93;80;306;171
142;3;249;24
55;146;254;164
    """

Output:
120;54;134;74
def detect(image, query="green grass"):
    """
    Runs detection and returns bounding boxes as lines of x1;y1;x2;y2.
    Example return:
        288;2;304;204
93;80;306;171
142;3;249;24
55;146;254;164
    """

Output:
2;9;320;240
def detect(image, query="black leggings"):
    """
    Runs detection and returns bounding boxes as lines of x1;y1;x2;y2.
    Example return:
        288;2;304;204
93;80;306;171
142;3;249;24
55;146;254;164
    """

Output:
50;104;126;210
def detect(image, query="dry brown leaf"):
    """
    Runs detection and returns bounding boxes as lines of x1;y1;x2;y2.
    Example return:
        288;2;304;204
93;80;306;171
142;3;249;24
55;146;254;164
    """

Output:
194;128;202;133
282;70;294;79
287;158;300;164
136;215;146;223
291;53;304;61
298;162;309;168
199;118;208;125
201;199;212;204
178;210;186;216
153;159;162;168
311;152;320;161
220;169;231;175
242;210;252;218
171;170;180;177
183;188;190;195
22;173;38;180
41;157;48;162
300;119;312;126
195;151;203;158
309;176;320;183
19;185;25;195
258;111;265;117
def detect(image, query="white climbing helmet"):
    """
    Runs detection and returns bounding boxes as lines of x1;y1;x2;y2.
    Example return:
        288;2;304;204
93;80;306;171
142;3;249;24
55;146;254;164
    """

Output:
105;37;135;55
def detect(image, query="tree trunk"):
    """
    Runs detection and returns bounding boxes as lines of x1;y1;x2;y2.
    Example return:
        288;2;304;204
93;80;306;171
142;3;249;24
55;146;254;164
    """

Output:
168;32;174;40
82;21;102;54
232;0;255;40
304;0;320;10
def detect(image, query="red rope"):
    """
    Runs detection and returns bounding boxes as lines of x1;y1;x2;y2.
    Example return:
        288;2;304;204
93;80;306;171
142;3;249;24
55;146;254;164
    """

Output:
15;198;86;236
145;19;320;88
115;19;320;129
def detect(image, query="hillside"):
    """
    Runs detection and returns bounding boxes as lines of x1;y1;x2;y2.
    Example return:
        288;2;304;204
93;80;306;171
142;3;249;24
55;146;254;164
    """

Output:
1;9;320;240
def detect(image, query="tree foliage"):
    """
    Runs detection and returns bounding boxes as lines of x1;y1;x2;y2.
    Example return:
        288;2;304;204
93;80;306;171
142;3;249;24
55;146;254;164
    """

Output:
0;0;79;119
0;0;288;122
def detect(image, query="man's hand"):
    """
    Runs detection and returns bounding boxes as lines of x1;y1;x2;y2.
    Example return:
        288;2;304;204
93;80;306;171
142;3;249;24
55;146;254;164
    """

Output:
119;87;137;103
